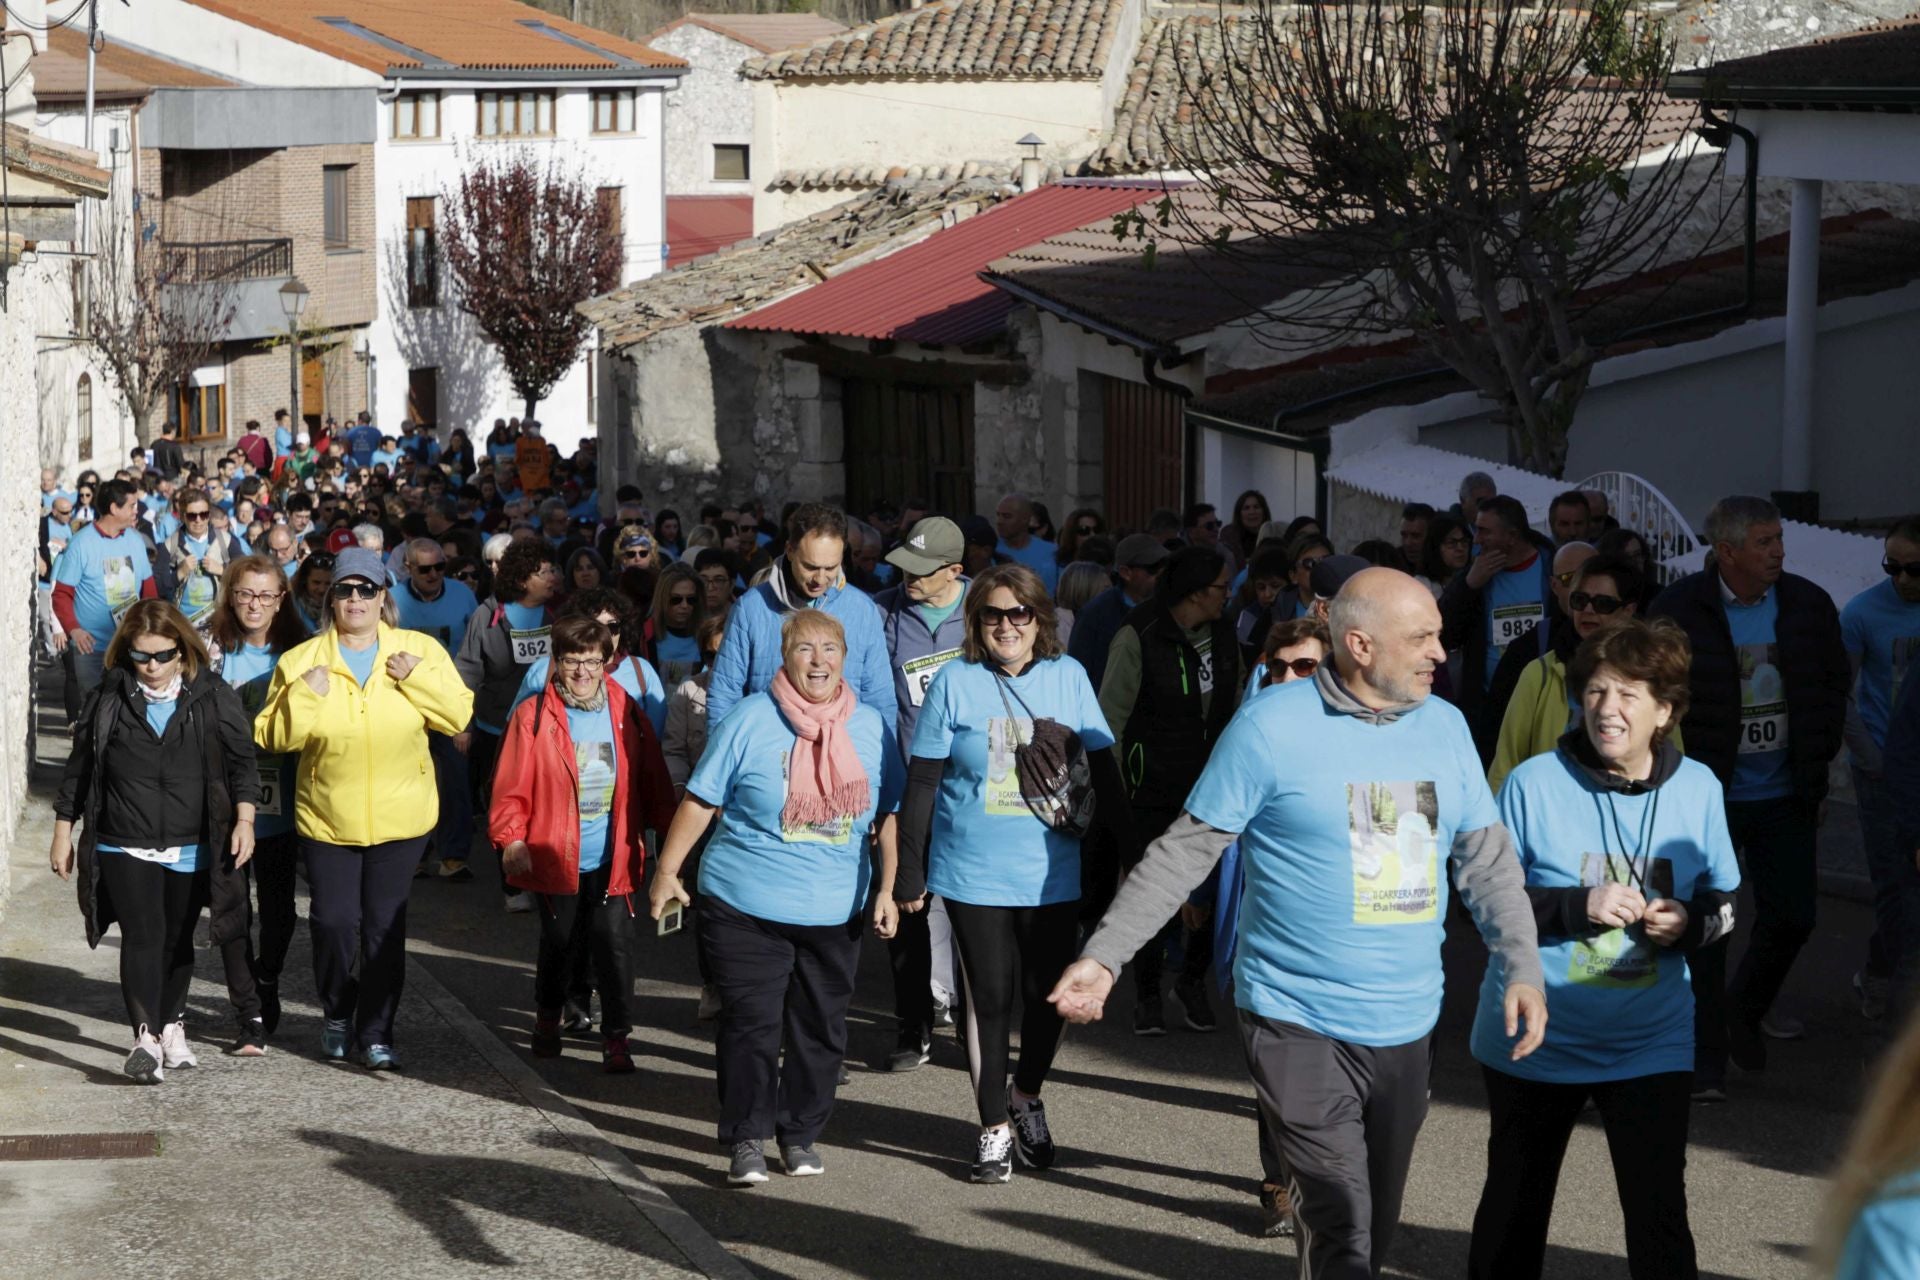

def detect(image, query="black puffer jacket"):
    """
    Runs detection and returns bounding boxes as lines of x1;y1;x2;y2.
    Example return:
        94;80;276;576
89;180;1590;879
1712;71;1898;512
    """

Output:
1647;568;1848;802
1115;600;1240;818
56;666;260;948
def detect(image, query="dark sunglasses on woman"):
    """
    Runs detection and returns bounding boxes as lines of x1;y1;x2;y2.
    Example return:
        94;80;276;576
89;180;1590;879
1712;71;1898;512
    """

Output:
978;605;1036;628
1568;591;1624;614
331;581;381;601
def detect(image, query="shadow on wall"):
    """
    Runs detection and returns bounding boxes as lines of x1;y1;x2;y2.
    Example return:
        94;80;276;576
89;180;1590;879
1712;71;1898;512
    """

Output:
380;236;503;436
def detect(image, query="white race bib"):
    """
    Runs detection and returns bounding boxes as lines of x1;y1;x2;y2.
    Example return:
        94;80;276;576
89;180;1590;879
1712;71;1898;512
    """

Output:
1491;602;1541;650
255;763;283;817
1738;710;1788;755
1736;642;1789;756
121;845;183;865
509;627;550;665
1195;640;1215;695
901;647;963;708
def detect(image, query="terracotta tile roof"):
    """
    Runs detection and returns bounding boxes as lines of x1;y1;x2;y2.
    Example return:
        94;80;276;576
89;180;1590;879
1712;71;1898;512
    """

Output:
769;157;1085;192
741;0;1127;81
1670;11;1920;104
725;179;1167;345
184;0;685;74
583;177;1023;352
1;122;112;198
666;195;754;267
647;13;847;55
33;28;236;101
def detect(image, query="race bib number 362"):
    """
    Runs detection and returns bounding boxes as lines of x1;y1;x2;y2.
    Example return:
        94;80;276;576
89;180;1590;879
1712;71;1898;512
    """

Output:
510;627;551;665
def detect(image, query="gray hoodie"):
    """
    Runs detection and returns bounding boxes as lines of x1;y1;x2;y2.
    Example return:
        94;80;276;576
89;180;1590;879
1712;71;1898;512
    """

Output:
1081;664;1545;1000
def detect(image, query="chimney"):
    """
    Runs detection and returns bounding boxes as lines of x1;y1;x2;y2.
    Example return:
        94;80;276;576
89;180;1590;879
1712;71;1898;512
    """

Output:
1016;133;1044;193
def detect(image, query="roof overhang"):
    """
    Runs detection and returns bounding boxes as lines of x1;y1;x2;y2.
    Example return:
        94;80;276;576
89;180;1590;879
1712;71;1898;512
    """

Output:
1;124;111;200
1706;105;1920;185
1668;74;1920;112
982;270;1184;361
385;64;686;82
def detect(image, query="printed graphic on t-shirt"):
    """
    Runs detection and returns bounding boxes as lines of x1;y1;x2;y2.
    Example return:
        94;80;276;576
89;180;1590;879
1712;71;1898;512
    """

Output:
1348;780;1440;925
1893;635;1920;707
1569;853;1674;988
902;647;963;708
102;555;138;621
575;741;615;823
985;716;1036;817
1737;643;1789;754
780;749;854;844
509;627;551;665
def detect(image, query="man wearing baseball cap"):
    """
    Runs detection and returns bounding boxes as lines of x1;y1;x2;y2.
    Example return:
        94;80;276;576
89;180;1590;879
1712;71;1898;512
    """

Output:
1068;533;1171;689
874;516;971;1072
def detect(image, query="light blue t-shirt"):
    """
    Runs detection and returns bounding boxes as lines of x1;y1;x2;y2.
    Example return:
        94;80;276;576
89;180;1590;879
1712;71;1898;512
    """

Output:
393;579;479;654
503;601;549;660
1726;588;1791;801
370;448;401;472
222;643;295;839
689;692;901;926
1470;750;1740;1082
175;535;218;623
1484;559;1546;689
567;703;616;875
1842;578;1920;753
101;697;201;874
340;640;379;689
996;537;1060;594
512;653;667;737
53;523;153;645
274;425;293;456
911;655;1113;908
1183;679;1499;1046
655;630;702;689
1836;1175;1920;1280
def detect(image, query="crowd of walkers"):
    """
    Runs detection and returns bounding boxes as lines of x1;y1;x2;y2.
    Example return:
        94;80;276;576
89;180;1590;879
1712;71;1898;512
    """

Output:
32;419;1920;1277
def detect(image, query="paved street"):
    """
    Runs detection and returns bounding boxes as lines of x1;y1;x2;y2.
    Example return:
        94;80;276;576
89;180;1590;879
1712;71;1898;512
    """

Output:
1;659;1877;1279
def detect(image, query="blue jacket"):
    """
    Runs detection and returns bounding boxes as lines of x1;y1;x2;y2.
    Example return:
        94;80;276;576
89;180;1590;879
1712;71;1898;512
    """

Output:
874;579;971;763
1066;582;1132;690
706;562;897;728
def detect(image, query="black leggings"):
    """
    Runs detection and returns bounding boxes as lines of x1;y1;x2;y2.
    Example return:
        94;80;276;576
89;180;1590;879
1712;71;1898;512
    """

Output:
946;897;1080;1127
96;854;206;1037
213;832;301;1023
535;864;636;1037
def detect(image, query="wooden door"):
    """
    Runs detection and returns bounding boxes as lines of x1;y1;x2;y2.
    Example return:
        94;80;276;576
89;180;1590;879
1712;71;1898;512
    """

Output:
1102;376;1185;533
842;379;974;519
300;351;326;432
407;367;439;425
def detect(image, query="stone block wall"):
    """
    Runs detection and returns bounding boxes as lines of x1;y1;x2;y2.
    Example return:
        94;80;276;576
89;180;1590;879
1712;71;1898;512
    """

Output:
651;25;758;198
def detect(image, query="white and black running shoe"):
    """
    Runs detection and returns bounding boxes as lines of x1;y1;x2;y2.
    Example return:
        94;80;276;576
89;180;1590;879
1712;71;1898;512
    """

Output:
971;1126;1014;1184
1007;1085;1056;1170
124;1027;164;1084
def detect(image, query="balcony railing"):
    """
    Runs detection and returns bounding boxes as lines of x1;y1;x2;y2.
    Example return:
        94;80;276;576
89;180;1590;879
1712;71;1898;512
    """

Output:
158;238;293;283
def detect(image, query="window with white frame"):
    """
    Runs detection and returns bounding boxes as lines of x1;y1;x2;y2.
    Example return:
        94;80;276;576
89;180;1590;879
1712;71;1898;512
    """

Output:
591;89;636;135
477;90;555;139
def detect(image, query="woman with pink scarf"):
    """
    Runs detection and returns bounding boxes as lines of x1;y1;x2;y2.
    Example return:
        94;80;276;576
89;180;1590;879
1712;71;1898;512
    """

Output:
650;609;902;1187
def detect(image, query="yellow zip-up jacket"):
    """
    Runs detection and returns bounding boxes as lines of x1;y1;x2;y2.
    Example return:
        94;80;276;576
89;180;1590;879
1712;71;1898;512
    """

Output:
1489;650;1684;795
255;623;474;847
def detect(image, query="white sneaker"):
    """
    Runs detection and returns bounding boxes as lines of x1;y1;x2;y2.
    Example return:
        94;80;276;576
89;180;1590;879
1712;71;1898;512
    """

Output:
124;1028;164;1084
504;891;535;914
159;1020;198;1069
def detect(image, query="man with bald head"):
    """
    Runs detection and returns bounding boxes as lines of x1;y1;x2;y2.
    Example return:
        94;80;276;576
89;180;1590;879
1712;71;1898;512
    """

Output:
1051;568;1545;1278
993;492;1059;593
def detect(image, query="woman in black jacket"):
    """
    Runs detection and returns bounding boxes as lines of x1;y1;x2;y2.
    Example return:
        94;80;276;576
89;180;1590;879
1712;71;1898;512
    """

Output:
49;599;260;1082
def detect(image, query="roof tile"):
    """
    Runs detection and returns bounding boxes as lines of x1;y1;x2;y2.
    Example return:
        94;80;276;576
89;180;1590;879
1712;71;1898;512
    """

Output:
742;0;1127;81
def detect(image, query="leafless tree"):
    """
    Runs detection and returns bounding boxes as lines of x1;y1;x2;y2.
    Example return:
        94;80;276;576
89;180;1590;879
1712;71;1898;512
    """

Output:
83;187;238;442
1124;0;1725;475
440;145;623;422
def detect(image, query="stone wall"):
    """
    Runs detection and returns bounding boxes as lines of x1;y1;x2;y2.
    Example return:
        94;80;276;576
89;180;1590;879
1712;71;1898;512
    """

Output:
0;261;51;920
650;24;758;198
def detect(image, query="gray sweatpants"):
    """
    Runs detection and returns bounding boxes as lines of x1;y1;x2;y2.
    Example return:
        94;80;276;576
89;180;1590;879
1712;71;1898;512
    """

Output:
1239;1010;1432;1280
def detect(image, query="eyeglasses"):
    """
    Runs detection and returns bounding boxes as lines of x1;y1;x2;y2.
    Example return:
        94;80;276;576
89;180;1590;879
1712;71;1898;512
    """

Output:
1442;534;1472;549
183;509;211;521
1884;558;1920;580
978;604;1036;628
232;589;284;606
331;581;381;601
453;570;479;583
412;561;446;575
1569;591;1625;614
558;657;606;673
1274;657;1319;678
128;647;180;665
1075;524;1098;536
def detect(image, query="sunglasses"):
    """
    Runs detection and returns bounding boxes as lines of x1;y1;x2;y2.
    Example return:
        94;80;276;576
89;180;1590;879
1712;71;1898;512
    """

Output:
667;592;699;605
1297;555;1327;572
183;509;211;521
1198;520;1221;531
453;570;479;582
331;581;381;600
978;604;1036;628
1884;558;1920;580
308;552;336;569
1569;591;1625;614
128;647;180;665
1271;657;1319;678
413;562;446;575
1075;524;1098;536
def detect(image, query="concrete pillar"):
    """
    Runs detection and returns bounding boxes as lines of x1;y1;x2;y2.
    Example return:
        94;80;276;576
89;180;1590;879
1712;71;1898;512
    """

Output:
1780;178;1822;493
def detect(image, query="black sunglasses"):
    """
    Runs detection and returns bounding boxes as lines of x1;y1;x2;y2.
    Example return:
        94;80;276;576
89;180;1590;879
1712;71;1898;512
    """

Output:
1569;590;1625;615
667;592;699;605
1884;558;1920;580
128;647;180;665
308;552;336;570
978;604;1036;627
413;562;446;575
1266;657;1319;681
331;581;381;600
452;569;479;582
183;509;211;520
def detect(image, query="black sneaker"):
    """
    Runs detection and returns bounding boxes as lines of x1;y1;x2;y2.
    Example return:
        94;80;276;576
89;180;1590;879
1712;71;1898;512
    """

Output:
231;1017;268;1057
560;1001;594;1036
1727;1015;1768;1073
257;981;282;1037
1133;996;1167;1037
1007;1085;1055;1170
1174;978;1217;1032
728;1139;769;1186
970;1126;1013;1184
888;1027;932;1073
1259;1183;1296;1238
781;1144;824;1177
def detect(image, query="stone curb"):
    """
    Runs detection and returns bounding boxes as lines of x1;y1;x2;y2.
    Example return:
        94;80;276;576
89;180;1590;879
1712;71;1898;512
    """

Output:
406;954;756;1280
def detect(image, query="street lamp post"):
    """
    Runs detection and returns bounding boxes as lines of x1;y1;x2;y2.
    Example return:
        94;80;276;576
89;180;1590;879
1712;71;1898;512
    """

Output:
279;278;310;434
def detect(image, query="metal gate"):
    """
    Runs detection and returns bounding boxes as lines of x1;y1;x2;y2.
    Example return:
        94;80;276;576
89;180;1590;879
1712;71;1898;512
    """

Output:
842;379;975;520
1102;376;1185;532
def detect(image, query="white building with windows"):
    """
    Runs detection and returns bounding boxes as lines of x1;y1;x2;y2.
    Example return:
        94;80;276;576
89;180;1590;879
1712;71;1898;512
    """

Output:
88;0;682;454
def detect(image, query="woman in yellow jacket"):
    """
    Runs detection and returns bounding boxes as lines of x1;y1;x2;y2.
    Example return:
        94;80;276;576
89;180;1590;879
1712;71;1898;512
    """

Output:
255;548;473;1070
1489;555;1679;792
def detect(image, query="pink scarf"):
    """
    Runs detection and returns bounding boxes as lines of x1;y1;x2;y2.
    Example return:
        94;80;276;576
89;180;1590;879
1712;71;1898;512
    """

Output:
770;668;870;829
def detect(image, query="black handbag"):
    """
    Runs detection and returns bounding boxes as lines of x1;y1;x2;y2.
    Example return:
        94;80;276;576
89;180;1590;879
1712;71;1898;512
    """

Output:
993;672;1097;840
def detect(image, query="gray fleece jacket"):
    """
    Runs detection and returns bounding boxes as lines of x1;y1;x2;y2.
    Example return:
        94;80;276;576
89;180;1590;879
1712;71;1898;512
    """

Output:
1081;665;1545;1001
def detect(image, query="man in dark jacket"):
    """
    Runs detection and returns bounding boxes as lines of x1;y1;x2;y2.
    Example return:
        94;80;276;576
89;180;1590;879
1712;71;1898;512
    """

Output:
1649;495;1849;1096
150;422;186;480
1440;495;1555;763
1068;533;1169;688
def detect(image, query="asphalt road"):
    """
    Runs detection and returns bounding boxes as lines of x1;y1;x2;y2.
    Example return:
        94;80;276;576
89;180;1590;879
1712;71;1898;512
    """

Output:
405;847;1878;1280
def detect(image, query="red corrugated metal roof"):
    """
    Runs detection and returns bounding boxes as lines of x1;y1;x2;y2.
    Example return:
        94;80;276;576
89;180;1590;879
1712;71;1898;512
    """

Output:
724;180;1171;346
666;196;754;267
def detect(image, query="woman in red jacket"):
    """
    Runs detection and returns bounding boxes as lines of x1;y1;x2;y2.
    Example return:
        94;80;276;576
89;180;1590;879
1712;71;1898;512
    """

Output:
490;614;675;1072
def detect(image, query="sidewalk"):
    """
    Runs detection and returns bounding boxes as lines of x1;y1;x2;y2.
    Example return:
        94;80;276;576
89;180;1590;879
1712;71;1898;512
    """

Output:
0;665;746;1280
